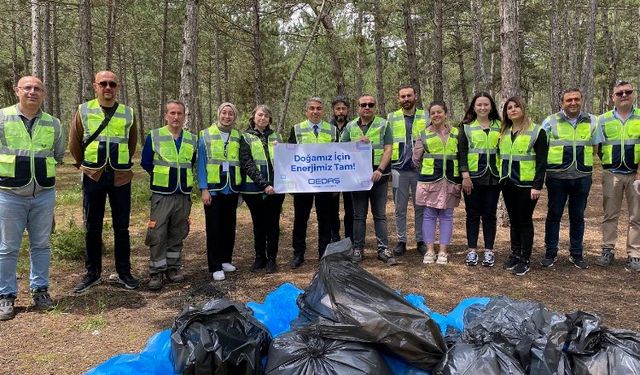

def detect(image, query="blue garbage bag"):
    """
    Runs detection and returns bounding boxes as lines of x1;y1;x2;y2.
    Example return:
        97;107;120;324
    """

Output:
86;329;176;375
445;297;491;332
247;282;303;337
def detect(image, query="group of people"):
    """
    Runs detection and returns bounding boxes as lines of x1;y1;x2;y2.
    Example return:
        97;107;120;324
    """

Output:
0;71;638;322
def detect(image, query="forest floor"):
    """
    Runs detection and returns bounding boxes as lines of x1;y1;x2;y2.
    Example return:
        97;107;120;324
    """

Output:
0;154;638;374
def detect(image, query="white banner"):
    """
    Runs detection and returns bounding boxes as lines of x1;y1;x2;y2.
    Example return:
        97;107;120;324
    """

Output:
273;142;374;193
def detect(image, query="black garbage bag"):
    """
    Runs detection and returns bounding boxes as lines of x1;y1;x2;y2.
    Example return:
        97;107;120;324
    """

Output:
296;240;447;371
438;342;526;375
265;327;393;375
170;298;271;375
460;296;571;375
565;311;640;375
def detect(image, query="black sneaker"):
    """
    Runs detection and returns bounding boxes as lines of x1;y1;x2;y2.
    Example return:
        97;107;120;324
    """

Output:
289;255;304;269
31;288;55;310
570;256;589;270
393;242;407;256
416;241;427;256
0;296;16;321
73;274;102;294
540;257;556;268
512;262;530;276
117;274;140;290
377;249;398;266
265;259;277;274
250;258;267;272
503;255;520;270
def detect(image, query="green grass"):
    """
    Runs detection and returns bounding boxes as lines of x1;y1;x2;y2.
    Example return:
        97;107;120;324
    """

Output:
79;315;108;332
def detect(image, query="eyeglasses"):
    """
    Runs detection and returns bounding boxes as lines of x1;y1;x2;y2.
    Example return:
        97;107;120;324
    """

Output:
359;102;376;108
98;81;118;88
17;85;43;93
614;90;634;97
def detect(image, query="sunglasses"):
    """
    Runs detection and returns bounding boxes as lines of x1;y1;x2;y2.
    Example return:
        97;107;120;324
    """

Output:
98;81;118;88
359;102;376;108
614;90;634;97
17;85;43;93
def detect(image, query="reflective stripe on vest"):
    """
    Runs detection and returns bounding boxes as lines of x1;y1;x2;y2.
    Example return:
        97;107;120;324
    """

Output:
294;120;335;143
599;108;640;171
545;113;596;173
464;119;500;178
0;105;59;189
150;126;196;194
418;126;460;183
498;123;542;187
200;125;241;192
240;131;282;193
344;116;387;166
388;109;428;164
79;99;134;170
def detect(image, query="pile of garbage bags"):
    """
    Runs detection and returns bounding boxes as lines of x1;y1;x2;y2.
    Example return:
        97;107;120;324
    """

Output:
87;240;640;375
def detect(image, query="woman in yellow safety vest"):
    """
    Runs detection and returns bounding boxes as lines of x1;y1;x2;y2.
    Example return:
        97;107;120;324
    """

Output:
498;96;548;277
458;92;502;268
412;101;462;265
197;102;242;281
239;105;285;274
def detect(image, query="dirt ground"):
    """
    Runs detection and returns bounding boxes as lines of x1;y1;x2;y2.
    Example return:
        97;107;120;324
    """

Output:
0;156;638;374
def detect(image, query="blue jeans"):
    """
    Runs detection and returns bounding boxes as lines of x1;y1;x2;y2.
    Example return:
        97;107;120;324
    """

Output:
0;189;55;297
544;176;592;258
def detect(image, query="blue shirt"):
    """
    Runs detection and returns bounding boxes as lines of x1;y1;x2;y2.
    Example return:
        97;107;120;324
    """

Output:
196;136;233;195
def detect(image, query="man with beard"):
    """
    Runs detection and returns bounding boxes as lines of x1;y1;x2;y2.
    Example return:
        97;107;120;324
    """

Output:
329;96;353;243
387;85;428;256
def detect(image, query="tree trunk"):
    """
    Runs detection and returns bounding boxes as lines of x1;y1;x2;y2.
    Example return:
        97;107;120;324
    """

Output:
402;0;422;104
11;11;20;83
318;4;345;96
31;0;43;78
277;0;325;132
490;28;496;96
52;2;61;117
105;0;117;70
372;0;386;115
117;41;129;103
354;1;364;99
580;0;597;113
603;7;617;109
499;0;520;103
79;0;94;101
213;29;223;105
470;0;488;92
549;0;562;112
432;0;444;102
158;0;169;127
566;10;579;87
453;21;469;106
43;1;53;112
179;0;200;132
20;21;30;77
252;0;265;104
131;47;145;146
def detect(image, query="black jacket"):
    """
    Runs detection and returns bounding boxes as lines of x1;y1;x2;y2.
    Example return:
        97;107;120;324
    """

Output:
239;126;277;190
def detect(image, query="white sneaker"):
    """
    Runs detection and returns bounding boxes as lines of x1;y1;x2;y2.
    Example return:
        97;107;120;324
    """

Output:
221;263;236;272
212;271;225;281
423;252;436;264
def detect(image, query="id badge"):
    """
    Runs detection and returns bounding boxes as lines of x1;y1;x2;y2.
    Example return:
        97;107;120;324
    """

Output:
222;162;229;172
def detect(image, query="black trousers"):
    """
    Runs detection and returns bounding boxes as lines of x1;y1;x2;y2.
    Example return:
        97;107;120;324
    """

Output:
83;170;131;277
243;193;285;261
292;192;333;259
463;184;500;249
501;183;538;261
204;193;238;272
329;191;354;242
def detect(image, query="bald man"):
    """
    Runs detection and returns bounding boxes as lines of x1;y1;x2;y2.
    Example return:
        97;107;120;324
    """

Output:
69;70;139;293
0;76;65;321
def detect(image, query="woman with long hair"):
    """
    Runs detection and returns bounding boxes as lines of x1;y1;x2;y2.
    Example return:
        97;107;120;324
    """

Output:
498;96;548;276
413;101;462;265
458;92;502;267
239;105;285;274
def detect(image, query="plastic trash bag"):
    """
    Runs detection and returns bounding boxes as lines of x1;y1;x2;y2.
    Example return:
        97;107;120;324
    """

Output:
438;341;526;375
565;311;640;375
171;298;271;375
247;282;303;337
265;328;393;375
296;240;447;371
86;330;177;375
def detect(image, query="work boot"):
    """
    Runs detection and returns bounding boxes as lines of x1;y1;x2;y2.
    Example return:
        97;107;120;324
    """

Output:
31;288;54;311
148;273;163;291
393;242;406;256
0;296;15;321
166;268;185;282
627;257;640;272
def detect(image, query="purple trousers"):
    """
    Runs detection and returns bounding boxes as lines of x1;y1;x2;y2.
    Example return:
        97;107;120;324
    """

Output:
422;207;454;245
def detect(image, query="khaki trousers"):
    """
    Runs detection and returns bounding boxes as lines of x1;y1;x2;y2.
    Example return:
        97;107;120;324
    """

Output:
601;170;640;257
146;193;192;274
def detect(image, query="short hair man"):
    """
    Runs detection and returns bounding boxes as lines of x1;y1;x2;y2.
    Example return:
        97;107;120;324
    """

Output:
595;81;640;271
0;76;65;320
540;88;602;270
387;85;428;256
69;70;140;293
328;96;353;242
341;95;396;265
140;100;196;290
287;98;336;268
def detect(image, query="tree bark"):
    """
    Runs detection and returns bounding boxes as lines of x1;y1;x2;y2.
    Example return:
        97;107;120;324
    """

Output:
354;0;364;99
252;0;265;104
470;0;488;92
402;0;422;103
105;0;117;70
52;2;61;117
432;0;444;102
499;0;520;103
79;0;94;101
130;47;145;146
213;29;223;105
31;0;43;78
603;7;617;109
490;28;496;96
158;0;169;127
580;0;597;113
317;4;345;96
453;21;469;106
11;14;20;84
372;0;386;115
179;0;201;132
277;0;325;132
549;0;562;112
43;1;53;113
117;41;129;104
